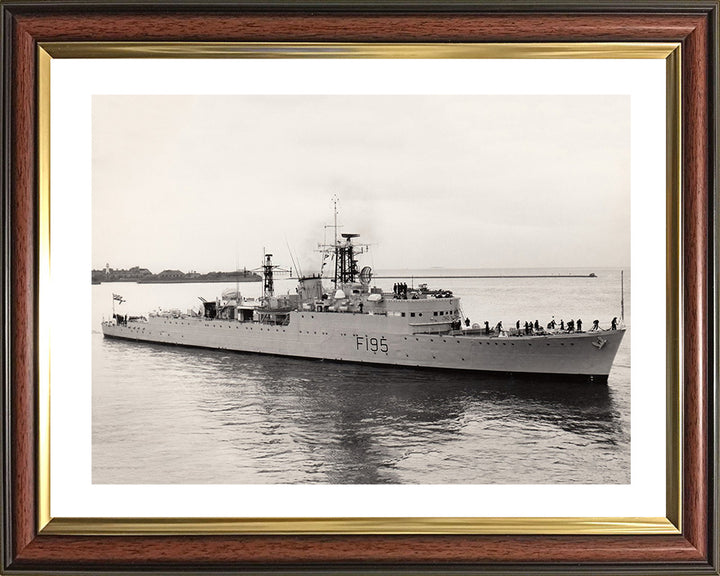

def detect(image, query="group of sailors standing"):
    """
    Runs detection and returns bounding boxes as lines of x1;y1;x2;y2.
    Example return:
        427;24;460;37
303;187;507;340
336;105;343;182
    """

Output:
113;313;128;326
474;316;619;336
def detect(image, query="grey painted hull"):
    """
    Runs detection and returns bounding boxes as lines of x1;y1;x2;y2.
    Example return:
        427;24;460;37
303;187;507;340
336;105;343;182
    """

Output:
102;311;625;380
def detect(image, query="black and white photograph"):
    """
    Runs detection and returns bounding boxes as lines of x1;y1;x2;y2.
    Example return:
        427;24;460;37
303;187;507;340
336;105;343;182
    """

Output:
91;93;631;486
7;0;720;571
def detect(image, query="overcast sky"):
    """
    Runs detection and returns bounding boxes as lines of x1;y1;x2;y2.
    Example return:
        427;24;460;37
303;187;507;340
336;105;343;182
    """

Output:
92;95;630;273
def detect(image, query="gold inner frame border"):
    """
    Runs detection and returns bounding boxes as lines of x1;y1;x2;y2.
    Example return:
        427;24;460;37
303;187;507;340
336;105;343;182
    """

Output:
36;41;682;536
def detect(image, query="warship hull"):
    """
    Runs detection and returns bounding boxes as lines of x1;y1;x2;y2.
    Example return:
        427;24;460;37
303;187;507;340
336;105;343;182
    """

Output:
102;311;625;381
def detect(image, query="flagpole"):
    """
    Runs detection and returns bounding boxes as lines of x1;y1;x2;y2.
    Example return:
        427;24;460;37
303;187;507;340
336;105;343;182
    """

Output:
621;270;625;323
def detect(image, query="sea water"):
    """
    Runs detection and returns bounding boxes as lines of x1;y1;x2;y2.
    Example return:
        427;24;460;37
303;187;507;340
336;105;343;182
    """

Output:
91;268;630;484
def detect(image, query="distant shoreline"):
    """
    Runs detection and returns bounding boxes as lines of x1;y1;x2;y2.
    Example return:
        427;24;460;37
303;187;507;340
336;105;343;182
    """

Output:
139;276;260;284
93;276;261;285
93;273;599;285
372;274;598;279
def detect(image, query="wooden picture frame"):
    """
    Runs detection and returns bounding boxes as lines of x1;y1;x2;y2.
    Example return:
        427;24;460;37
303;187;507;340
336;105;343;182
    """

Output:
1;1;717;573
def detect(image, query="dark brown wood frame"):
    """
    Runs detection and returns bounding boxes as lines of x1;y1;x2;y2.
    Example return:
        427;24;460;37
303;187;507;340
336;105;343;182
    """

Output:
1;1;717;573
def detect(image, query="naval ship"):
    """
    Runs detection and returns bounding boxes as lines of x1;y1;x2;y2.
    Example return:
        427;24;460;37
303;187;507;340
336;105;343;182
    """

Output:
101;228;626;382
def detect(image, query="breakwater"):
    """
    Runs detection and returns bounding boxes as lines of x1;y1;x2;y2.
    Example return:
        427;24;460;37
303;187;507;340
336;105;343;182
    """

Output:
371;274;597;279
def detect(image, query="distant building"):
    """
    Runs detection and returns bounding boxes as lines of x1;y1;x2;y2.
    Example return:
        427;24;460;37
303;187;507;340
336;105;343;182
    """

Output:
158;269;184;279
126;266;152;278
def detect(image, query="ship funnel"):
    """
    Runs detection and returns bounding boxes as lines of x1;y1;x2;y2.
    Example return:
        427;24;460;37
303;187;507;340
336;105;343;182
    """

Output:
298;276;324;301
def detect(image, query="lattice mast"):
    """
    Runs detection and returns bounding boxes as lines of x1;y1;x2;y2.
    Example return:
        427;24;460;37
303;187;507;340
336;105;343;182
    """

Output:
263;253;274;299
317;197;368;288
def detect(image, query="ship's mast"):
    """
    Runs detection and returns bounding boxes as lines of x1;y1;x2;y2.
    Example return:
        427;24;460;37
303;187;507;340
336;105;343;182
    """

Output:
333;195;338;250
317;197;368;287
337;233;361;284
263;252;274;299
333;195;340;289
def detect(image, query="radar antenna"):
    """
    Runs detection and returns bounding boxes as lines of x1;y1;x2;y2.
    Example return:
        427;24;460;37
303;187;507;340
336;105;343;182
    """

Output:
359;266;372;286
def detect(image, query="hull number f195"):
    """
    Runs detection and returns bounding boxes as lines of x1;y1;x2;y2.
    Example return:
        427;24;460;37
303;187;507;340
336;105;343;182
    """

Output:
356;335;389;353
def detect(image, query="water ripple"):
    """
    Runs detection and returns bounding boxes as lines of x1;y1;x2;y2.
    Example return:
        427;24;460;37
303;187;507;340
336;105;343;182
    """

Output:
93;332;630;484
